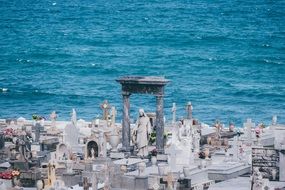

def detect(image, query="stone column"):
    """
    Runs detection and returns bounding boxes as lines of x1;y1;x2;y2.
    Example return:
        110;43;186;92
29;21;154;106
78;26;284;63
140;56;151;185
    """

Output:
156;95;164;154
35;123;41;143
279;151;285;181
122;92;131;151
233;136;239;162
171;103;176;124
186;102;193;119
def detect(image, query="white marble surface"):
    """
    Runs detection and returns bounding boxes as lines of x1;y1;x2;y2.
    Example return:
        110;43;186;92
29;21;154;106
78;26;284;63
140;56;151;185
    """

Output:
209;177;285;190
113;158;148;166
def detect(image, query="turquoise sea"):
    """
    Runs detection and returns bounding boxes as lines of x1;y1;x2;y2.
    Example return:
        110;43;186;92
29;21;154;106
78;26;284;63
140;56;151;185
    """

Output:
0;0;284;126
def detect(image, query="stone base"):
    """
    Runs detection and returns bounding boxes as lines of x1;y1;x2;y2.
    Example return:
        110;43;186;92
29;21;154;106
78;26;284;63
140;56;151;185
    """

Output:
121;176;135;190
135;176;148;190
208;162;251;182
110;152;125;159
157;154;168;162
62;173;81;187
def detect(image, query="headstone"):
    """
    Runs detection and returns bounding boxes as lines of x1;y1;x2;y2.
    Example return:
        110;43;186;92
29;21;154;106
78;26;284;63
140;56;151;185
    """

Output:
57;143;70;161
135;176;148;190
64;123;79;148
98;131;107;157
252;147;280;181
168;144;177;170
34;123;41;143
138;162;146;177
233;136;239;161
171;103;176;124
193;132;200;153
244;118;255;145
17;117;26;128
91;173;98;190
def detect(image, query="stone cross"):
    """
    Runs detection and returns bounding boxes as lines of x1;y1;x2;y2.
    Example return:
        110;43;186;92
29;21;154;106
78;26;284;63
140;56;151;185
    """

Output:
165;172;175;190
243;119;255;145
50;111;57;129
83;177;90;190
110;106;117;127
47;162;56;187
92;172;98;190
171;103;176;124
100;100;111;120
71;108;77;126
186;102;193;119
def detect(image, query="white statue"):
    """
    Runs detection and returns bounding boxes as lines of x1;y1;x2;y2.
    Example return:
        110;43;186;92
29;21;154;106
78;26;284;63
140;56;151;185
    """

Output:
50;111;57;129
110;106;117;127
91;148;96;159
71;108;77;126
133;109;151;157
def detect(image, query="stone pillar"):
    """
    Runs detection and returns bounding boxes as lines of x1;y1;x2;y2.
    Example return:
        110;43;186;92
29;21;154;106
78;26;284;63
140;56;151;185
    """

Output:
186;102;193;119
0;132;5;149
171;103;176;124
233;136;239;162
156;95;164;154
279;149;285;181
35;123;41;143
122;92;131;151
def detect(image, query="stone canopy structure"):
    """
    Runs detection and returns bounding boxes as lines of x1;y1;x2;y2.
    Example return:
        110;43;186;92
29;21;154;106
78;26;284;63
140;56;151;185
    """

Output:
116;76;169;153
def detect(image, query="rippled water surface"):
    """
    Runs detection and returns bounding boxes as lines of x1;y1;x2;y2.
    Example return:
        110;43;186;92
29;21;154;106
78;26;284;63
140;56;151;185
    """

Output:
0;0;284;125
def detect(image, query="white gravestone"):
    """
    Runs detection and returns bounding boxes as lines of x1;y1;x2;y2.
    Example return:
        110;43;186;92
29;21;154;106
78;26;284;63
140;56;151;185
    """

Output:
244;118;255;145
64;123;79;148
233;136;239;162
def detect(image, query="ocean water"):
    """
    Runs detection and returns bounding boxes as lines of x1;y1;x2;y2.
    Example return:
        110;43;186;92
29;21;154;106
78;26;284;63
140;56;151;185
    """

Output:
0;0;284;126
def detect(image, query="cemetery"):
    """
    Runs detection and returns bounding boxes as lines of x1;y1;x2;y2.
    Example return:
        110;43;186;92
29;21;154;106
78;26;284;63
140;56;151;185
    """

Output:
0;76;284;190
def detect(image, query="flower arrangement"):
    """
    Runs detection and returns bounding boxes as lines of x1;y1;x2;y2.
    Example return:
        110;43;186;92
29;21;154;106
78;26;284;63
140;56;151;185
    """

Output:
0;170;20;180
149;132;156;144
149;131;170;145
3;128;15;140
198;151;206;159
150;148;158;157
32;114;45;121
198;151;211;159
